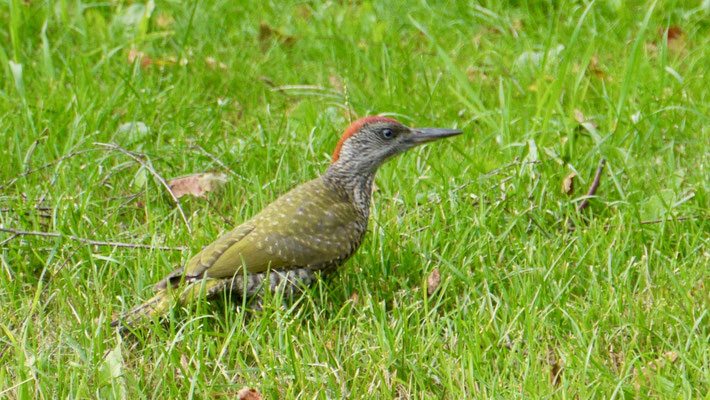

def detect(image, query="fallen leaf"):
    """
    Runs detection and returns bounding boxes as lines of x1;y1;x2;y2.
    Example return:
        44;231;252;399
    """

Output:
469;193;480;206
548;344;563;387
652;26;687;56
168;172;228;198
586;55;610;81
573;109;600;139
665;26;687;54
205;57;228;71
296;5;311;20
127;49;152;68
481;25;502;35
562;171;576;196
426;268;441;296
156;13;174;28
633;351;679;390
573;108;586;125
258;21;298;47
175;353;189;379
467;65;489;82
607;345;624;372
237;387;263;400
348;291;359;304
180;354;189;370
128;49;181;69
645;41;658;55
660;26;683;41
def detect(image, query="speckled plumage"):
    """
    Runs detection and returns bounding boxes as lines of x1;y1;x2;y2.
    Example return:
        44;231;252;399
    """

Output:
111;117;461;329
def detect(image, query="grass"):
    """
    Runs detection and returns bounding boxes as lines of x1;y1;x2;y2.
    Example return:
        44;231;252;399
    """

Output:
1;0;709;398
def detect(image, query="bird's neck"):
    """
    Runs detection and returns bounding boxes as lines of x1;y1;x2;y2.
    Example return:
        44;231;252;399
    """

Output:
323;162;377;217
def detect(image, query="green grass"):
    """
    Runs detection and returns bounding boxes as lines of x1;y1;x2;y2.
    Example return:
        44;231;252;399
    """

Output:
1;0;709;398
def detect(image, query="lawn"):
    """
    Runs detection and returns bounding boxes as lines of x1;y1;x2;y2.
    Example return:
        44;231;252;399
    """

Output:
1;0;709;398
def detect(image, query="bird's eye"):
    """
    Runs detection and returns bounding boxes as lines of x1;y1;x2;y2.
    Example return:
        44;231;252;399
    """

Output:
382;129;394;139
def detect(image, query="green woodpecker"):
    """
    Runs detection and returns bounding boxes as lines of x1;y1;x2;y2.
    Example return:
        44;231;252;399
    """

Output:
111;116;461;328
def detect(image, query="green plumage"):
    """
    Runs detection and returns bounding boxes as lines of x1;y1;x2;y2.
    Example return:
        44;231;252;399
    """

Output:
111;117;461;329
112;176;366;328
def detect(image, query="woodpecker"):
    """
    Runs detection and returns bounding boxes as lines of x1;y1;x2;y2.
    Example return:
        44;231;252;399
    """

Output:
111;116;461;329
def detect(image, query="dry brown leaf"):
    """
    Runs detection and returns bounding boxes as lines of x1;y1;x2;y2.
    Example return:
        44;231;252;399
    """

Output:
153;56;179;68
548;345;563;387
205;57;228;71
481;25;502;35
180;354;189;370
650;26;687;56
665;26;687;54
348;291;359;304
168;172;227;199
587;55;610;81
296;5;311;20
562;172;576;196
258;21;298;47
608;345;624;372
645;41;659;56
127;49;152;68
127;49;182;69
573;109;585;125
237;387;263;400
174;354;189;379
467;65;489;82
573;108;599;131
633;351;679;390
156;13;174;28
127;49;145;63
660;26;683;42
426;268;441;296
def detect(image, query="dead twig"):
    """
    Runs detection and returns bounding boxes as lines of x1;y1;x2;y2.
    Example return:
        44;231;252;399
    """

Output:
0;233;19;247
95;142;193;234
0;148;105;190
566;215;703;232
0;227;186;251
0;206;54;213
206;197;234;228
638;215;698;225
576;159;606;213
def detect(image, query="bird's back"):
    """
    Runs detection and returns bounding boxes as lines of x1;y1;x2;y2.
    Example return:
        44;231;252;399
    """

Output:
156;176;368;290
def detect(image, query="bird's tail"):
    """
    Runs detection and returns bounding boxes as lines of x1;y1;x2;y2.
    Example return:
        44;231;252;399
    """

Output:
110;279;228;330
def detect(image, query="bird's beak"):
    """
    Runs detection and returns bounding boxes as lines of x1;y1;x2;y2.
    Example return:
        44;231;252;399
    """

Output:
407;127;463;145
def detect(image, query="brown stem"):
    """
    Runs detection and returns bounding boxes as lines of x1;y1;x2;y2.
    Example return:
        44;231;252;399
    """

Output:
0;227;185;251
577;159;606;213
94;142;193;234
0;148;106;190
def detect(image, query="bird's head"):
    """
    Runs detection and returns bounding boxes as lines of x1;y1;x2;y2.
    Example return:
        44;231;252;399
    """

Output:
329;116;462;173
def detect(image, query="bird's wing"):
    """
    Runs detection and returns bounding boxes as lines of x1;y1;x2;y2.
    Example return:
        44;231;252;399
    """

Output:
160;178;363;286
153;223;255;290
